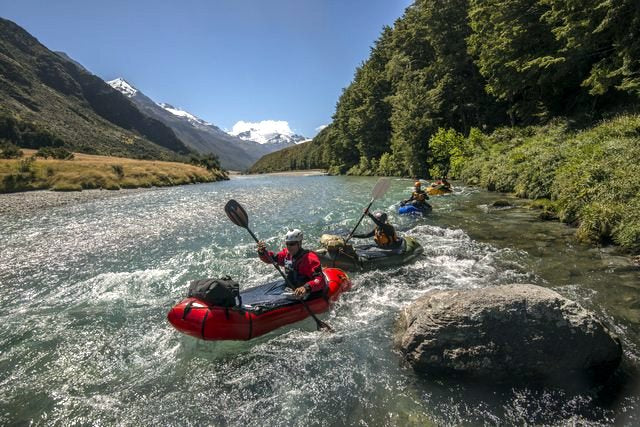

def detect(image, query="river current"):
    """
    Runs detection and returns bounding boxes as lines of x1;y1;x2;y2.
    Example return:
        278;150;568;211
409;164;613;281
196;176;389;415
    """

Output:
1;175;639;425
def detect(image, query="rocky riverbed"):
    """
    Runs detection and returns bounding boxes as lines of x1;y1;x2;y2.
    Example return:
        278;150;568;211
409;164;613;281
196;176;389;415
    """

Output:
0;188;157;215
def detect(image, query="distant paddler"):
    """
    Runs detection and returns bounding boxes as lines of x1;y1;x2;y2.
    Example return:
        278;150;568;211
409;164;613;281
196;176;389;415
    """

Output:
401;181;432;210
426;177;453;195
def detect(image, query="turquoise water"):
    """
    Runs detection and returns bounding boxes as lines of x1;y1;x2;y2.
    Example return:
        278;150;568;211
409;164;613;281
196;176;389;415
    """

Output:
1;175;638;425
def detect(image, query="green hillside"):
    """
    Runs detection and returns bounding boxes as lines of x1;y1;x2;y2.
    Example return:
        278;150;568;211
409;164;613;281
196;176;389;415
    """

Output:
439;115;640;252
0;18;192;160
249;138;327;173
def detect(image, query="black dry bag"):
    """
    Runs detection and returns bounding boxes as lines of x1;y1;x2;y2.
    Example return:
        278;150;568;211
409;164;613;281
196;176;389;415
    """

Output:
187;275;241;307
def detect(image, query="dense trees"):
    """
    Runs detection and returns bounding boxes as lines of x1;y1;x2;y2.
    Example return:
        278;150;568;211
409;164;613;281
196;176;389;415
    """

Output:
249;138;327;174
0;114;65;149
543;0;640;94
257;0;639;177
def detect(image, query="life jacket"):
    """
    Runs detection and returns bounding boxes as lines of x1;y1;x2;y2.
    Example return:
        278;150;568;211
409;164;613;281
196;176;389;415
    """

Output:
260;246;326;291
412;190;427;202
284;249;311;286
374;226;399;248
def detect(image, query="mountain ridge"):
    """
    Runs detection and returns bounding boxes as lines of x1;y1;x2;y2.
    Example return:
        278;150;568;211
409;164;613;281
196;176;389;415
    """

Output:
107;77;263;170
0;18;192;160
107;77;305;170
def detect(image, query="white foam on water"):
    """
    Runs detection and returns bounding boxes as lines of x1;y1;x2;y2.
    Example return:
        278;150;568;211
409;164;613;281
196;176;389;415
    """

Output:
1;176;634;425
39;269;174;309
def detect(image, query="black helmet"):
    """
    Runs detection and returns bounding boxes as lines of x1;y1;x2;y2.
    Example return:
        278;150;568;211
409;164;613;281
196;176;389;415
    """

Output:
373;211;388;223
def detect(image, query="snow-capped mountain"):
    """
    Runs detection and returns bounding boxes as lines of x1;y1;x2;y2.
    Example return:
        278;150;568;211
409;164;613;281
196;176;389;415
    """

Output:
229;120;308;154
106;77;297;170
233;128;307;146
158;103;211;127
107;77;137;98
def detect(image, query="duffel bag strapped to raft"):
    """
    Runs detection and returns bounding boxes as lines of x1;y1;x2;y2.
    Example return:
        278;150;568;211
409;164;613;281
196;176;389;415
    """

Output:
187;275;241;307
320;234;356;256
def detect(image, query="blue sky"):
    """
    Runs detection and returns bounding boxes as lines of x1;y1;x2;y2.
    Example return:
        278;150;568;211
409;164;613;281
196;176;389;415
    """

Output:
3;0;413;137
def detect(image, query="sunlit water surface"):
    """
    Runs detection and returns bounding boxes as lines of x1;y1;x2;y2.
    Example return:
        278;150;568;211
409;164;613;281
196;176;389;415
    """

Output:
1;175;639;425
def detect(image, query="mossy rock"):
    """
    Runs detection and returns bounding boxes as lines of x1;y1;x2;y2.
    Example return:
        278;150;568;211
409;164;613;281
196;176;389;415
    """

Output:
490;199;512;208
528;199;553;209
538;210;559;221
466;177;479;186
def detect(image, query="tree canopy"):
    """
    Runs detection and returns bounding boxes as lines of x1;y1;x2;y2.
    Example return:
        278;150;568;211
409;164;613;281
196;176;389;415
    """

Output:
251;0;639;177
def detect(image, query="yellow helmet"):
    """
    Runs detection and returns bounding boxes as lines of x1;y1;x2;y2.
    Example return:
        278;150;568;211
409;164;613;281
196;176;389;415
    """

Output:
414;181;421;188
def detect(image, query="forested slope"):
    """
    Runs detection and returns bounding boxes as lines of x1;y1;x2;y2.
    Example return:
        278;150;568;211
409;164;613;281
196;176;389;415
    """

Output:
250;0;639;177
0;18;192;160
250;0;640;252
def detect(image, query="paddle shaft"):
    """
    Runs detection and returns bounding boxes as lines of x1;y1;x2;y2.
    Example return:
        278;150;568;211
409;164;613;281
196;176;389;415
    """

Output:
344;178;391;244
344;198;374;244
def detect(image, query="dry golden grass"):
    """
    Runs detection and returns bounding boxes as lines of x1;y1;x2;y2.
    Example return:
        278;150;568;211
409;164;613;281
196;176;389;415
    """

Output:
0;150;227;193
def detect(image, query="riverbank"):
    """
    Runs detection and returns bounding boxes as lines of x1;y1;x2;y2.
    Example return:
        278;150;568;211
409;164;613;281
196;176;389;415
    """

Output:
246;113;640;255
0;150;227;193
452;114;640;254
0;187;158;215
247;169;327;176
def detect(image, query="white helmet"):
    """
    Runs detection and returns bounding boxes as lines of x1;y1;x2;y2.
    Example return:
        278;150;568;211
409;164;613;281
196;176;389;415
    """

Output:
285;229;303;243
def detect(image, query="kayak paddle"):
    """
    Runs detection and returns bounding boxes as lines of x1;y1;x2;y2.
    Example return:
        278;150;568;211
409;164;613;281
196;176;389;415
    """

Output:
344;178;391;244
224;199;334;332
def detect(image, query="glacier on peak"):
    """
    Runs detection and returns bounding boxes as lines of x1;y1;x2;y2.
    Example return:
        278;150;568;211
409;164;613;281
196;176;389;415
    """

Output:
107;78;306;146
107;78;137;97
158;103;211;126
230;120;307;145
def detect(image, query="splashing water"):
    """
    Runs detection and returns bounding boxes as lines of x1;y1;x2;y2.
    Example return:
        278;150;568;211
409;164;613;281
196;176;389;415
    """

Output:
1;175;638;425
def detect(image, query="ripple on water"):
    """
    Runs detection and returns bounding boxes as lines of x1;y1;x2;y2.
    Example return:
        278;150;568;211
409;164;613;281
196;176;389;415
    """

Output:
0;176;637;425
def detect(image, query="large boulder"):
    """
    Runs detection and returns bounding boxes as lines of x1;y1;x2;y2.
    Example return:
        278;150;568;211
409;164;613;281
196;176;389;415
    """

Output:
395;284;622;384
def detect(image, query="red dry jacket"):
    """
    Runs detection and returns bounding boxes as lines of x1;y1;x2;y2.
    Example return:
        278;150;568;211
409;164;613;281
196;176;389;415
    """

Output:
259;247;326;292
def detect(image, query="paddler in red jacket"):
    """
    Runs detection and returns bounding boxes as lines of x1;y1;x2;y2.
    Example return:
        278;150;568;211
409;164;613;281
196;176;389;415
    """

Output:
257;229;326;298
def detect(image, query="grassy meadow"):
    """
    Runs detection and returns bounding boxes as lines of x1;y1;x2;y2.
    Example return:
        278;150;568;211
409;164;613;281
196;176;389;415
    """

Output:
0;150;228;193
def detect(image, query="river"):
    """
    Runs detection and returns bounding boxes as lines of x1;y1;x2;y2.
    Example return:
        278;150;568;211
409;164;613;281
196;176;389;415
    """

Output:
1;175;639;425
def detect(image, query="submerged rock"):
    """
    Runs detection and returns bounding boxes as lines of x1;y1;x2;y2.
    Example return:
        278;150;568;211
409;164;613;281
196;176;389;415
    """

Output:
490;199;512;208
538;209;559;221
395;284;622;384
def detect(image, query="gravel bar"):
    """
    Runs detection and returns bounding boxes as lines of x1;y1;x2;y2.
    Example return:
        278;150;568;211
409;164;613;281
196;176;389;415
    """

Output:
0;188;157;216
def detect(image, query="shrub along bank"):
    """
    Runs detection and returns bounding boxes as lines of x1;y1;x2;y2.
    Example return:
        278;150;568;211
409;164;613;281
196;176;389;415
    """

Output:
0;150;228;193
434;114;640;253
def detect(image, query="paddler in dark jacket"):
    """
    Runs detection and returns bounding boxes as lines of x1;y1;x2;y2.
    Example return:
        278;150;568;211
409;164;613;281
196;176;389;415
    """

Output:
352;210;402;250
401;181;430;208
257;228;326;297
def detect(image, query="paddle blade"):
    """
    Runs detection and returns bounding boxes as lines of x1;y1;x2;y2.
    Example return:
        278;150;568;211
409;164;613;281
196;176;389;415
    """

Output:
371;178;391;200
224;199;249;228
